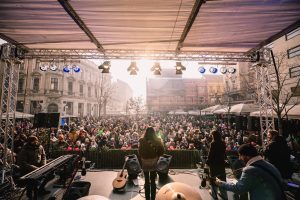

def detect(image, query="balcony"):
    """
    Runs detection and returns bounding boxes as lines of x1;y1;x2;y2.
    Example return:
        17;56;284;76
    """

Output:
45;89;63;98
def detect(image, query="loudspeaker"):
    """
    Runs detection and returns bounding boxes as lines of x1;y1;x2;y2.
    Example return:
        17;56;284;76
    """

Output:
157;154;172;177
126;154;141;179
34;113;60;128
247;116;260;131
235;116;247;131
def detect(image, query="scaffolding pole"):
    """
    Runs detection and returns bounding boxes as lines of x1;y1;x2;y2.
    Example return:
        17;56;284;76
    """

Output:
0;46;20;185
254;49;274;147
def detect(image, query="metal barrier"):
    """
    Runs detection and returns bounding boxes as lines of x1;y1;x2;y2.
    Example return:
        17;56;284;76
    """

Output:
50;149;202;169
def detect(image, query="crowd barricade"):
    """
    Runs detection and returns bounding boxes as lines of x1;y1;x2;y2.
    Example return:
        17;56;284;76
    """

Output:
49;149;202;169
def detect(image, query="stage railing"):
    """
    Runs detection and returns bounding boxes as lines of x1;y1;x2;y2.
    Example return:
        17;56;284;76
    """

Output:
50;150;201;169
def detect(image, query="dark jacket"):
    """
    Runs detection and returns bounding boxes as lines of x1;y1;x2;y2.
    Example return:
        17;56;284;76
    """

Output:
17;143;46;175
207;140;226;177
138;137;164;159
264;136;292;178
220;159;284;200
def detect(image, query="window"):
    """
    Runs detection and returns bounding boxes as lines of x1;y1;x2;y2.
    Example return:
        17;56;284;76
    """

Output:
16;101;24;112
286;27;300;40
87;103;91;116
291;86;300;97
50;77;58;90
68;81;73;95
80;84;84;96
18;78;25;93
88;86;91;97
47;103;58;113
35;60;40;70
288;45;300;58
78;103;84;116
32;78;39;92
65;102;73;115
289;66;300;78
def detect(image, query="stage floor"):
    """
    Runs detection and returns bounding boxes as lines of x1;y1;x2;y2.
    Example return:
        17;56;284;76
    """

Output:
52;169;236;200
16;169;237;199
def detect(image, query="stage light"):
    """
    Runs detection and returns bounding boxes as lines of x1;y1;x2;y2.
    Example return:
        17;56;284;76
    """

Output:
63;66;71;73
73;66;81;73
220;67;227;74
127;61;139;75
198;67;206;74
209;67;218;74
40;64;48;71
49;64;58;71
152;62;161;75
98;61;110;73
228;67;236;74
175;62;186;75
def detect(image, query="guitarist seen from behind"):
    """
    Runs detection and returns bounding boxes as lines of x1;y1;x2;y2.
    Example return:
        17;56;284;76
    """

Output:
139;127;164;200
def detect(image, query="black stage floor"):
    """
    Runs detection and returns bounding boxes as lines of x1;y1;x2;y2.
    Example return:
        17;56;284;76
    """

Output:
36;169;236;200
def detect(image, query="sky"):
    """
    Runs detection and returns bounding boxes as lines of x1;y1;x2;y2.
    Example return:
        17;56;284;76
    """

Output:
91;59;218;97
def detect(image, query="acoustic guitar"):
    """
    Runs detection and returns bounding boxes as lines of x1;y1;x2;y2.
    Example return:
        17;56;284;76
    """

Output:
112;156;129;191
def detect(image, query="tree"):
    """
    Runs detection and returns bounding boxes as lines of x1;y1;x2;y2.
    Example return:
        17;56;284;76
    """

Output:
97;73;117;116
269;51;300;136
127;96;144;116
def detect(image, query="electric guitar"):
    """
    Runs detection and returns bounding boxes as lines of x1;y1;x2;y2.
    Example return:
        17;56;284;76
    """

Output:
112;156;129;191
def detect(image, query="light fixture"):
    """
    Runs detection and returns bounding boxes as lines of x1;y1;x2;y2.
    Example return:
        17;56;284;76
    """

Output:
40;64;48;71
228;67;236;74
127;61;139;75
198;67;206;74
73;65;81;73
175;62;186;75
49;64;58;71
63;65;71;73
151;62;161;75
209;67;218;74
220;67;227;74
98;61;111;73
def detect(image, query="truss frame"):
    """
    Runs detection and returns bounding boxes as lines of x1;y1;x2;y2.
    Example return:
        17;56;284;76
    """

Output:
0;46;20;185
26;49;252;62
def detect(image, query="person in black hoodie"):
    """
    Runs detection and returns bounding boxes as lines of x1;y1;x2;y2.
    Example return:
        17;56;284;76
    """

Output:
207;130;228;200
264;130;292;179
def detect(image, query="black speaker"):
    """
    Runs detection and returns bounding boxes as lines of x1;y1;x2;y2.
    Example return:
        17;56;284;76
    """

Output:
157;154;172;177
126;154;141;179
34;113;60;128
235;116;247;131
247;116;260;131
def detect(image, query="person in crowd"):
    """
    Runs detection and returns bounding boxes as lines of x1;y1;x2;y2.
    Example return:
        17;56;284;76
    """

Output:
264;130;292;179
216;143;286;200
207;129;228;200
17;136;50;197
139;127;164;200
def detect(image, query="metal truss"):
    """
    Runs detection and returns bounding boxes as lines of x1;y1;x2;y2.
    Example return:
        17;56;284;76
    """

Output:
26;49;252;62
254;49;274;147
0;50;20;185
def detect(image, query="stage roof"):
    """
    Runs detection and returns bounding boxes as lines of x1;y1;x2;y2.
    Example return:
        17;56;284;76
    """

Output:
0;0;300;59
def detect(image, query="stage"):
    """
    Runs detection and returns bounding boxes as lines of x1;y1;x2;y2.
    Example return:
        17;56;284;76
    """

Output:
40;169;236;200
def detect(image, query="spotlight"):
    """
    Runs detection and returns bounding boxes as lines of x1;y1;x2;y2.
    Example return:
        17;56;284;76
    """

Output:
40;64;48;71
73;66;81;73
175;62;186;75
209;67;218;74
63;66;71;73
98;61;110;73
152;62;161;75
220;67;227;74
49;64;58;71
127;61;139;75
228;67;236;74
198;67;206;74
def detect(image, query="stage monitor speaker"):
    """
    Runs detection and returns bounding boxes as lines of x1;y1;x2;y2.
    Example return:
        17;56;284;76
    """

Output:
126;154;141;179
157;154;172;177
34;113;60;128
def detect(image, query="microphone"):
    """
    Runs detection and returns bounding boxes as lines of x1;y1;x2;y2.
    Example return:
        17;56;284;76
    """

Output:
81;156;86;176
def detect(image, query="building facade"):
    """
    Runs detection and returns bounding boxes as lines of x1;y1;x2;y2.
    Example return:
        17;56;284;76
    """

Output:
146;69;224;112
17;59;108;118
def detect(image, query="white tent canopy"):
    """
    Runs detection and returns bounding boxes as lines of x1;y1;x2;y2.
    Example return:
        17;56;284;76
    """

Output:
229;103;259;115
1;112;34;119
250;104;300;119
201;105;226;115
213;107;230;114
188;110;200;115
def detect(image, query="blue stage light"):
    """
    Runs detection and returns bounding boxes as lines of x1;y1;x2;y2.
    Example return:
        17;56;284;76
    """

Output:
198;67;206;74
209;67;218;74
73;66;81;73
63;66;70;73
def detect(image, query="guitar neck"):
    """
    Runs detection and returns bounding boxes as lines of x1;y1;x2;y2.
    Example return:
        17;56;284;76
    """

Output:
120;157;128;175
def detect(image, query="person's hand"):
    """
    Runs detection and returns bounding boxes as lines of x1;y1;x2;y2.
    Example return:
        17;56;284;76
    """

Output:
215;177;222;187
